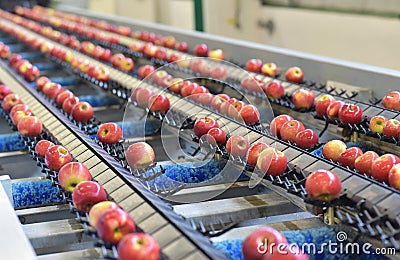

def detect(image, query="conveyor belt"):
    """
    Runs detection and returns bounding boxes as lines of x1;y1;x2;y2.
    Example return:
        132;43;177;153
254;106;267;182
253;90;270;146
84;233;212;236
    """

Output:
0;61;226;259
1;10;400;254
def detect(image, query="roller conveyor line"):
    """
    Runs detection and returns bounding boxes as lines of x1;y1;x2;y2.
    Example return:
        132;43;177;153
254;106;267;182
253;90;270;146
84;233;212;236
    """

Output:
1;9;400;257
22;6;400;121
0;62;226;259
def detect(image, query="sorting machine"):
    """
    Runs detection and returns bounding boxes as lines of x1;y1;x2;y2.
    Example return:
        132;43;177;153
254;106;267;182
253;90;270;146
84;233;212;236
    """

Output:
0;5;400;260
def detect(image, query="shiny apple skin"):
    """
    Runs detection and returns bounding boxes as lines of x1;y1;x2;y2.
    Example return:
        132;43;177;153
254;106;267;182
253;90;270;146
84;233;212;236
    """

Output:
305;169;342;202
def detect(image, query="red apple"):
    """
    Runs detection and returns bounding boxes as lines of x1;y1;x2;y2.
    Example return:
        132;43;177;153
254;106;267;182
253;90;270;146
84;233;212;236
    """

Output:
194;43;208;57
190;85;209;102
62;96;80;114
198;93;214;106
194;117;219;138
120;57;135;72
154;47;167;60
55;90;75;106
35;139;55;157
382;91;400;111
326;101;345;120
265;80;284;99
117;233;160;260
111;53;125;68
371;154;400;182
257;147;287;176
16;60;32;75
383;119;400;139
116;26;131;36
226;135;250;157
93;67;111;82
0;84;12;100
315;95;336;116
211;94;230;111
208;49;225;60
135;88;154;106
167;52;181;63
125;142;155;169
148;94;170;114
45;145;72;171
292;89;314;110
58;162;92;192
240;77;264;93
228;100;246;119
71;101;94;122
77;59;93;74
72;180;107;212
239;105;260;125
10;104;31;118
270;115;294;138
180;81;199;97
2;93;22;112
177;41;188;52
0;45;11;59
354;151;379;176
151;70;170;85
388;164;400;190
17;115;42;137
338;104;363;125
246;59;263;73
88;201;120;228
261;62;278;77
97;122;123;144
246;142;270;167
242;227;287;260
12;110;32;126
295;129;319;149
322;140;347;162
42;82;63;100
163;36;176;48
210;67;227;80
280;120;305;143
142;42;156;57
206;127;226;145
285;66;304;83
305;169;342;202
167;78;184;93
97;208;135;245
369;116;387;134
338;147;363;169
9;54;22;68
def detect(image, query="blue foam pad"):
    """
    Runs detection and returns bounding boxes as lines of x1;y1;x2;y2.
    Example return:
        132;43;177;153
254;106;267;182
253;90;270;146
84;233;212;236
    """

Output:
34;62;58;71
12;179;62;208
7;43;25;52
0;133;25;152
49;76;78;86
145;160;234;190
89;120;161;140
213;227;385;260
118;120;161;138
18;52;42;59
78;95;120;107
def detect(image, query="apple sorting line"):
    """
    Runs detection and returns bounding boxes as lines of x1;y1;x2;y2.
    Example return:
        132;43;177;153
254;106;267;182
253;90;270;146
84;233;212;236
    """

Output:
0;5;399;259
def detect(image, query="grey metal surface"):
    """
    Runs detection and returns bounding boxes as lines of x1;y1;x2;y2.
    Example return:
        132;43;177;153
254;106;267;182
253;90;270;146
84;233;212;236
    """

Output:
17;204;72;224
37;248;102;260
